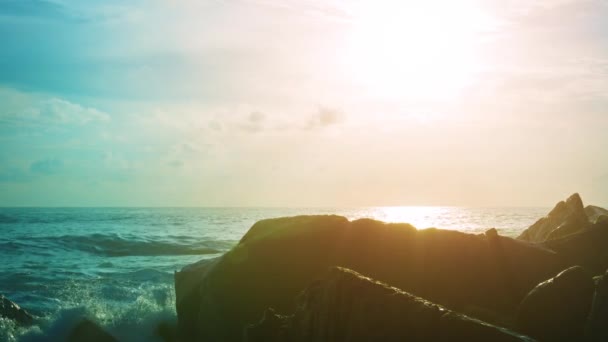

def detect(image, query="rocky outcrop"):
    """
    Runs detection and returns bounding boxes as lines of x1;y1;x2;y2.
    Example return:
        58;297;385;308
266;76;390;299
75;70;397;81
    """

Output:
246;267;535;342
517;266;595;342
176;215;565;341
0;294;34;326
587;269;608;341
67;319;118;342
174;256;221;338
517;193;590;243
585;205;608;224
544;220;608;275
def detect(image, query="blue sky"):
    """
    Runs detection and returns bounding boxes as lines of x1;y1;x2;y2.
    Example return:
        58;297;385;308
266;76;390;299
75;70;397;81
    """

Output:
1;0;607;206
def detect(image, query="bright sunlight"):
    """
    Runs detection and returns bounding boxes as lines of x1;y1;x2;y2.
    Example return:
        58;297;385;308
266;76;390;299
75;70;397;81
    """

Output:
343;0;496;101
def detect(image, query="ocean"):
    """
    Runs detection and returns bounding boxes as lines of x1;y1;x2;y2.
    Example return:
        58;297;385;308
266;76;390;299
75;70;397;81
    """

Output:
0;207;548;341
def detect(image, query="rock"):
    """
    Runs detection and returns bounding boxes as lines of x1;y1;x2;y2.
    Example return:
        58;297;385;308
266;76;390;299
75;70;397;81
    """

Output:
0;294;34;326
544;220;608;275
585;205;608;224
156;321;180;342
597;215;608;225
517;266;594;342
245;308;289;342
485;228;499;238
176;215;565;341
246;267;535;342
586;269;608;341
518;193;590;243
174;257;221;337
67;319;118;342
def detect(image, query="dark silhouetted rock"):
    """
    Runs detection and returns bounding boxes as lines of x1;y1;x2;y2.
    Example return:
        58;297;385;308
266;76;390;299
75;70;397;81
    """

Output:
246;267;535;342
597;215;608;225
585;205;608;224
67;319;117;342
485;228;499;237
518;193;589;243
174;256;221;338
517;266;594;342
245;308;289;342
176;215;565;341
156;320;180;342
0;294;34;326
544;220;608;275
586;269;608;341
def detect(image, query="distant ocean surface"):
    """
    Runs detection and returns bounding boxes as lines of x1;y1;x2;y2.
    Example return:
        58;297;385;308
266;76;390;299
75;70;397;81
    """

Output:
0;207;548;341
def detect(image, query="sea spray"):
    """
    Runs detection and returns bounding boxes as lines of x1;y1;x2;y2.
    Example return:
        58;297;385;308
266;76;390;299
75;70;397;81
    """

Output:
8;282;177;342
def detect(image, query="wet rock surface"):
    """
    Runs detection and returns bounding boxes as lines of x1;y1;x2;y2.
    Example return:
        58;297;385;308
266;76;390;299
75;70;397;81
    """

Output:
517;266;594;342
246;267;535;342
0;294;34;326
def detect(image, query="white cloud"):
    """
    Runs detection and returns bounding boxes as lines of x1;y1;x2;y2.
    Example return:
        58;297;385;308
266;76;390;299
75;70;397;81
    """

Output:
0;87;110;126
38;98;110;124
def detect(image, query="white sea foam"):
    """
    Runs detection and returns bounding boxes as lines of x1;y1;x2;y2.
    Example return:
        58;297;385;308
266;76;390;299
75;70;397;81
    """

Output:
7;282;176;342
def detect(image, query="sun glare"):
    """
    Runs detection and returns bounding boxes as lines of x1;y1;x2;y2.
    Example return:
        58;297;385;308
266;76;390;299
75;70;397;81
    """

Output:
342;1;492;101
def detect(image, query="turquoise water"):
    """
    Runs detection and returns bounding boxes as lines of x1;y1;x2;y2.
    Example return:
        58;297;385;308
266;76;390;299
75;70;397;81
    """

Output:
0;207;547;341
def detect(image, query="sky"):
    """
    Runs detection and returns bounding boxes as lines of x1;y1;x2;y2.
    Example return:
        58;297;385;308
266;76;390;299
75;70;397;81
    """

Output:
0;0;607;207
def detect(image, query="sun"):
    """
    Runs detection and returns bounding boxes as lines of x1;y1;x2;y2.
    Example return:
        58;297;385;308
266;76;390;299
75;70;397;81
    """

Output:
342;1;492;101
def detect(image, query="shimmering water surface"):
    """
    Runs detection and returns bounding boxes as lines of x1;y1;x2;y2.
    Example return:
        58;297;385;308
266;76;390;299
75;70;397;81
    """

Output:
0;207;547;341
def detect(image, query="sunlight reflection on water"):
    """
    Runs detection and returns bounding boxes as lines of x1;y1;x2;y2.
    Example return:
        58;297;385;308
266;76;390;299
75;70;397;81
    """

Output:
342;206;548;237
375;206;451;227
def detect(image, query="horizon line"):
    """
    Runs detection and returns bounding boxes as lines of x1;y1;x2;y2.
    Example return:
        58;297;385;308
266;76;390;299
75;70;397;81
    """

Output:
0;205;555;209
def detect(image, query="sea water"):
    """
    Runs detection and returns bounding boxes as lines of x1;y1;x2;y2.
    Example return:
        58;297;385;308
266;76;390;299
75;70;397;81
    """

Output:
0;207;548;341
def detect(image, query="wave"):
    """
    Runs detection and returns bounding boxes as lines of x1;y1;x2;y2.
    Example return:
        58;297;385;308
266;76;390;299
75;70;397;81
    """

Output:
0;234;234;257
0;214;19;224
0;214;142;225
0;241;29;251
1;283;177;342
50;234;229;257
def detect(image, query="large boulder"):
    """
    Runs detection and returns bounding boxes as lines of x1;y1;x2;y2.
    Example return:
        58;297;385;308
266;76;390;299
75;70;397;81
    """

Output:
0;294;34;326
587;269;608;341
176;215;565;341
246;267;535;342
544;220;608;275
518;193;590;243
174;256;221;338
517;266;595;341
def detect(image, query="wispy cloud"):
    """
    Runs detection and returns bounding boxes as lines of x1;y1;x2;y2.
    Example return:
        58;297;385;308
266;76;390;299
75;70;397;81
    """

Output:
0;88;110;127
306;106;344;129
36;98;110;124
236;111;267;133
